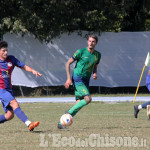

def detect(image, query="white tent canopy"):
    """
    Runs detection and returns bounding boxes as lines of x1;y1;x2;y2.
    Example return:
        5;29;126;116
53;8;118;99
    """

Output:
3;31;150;87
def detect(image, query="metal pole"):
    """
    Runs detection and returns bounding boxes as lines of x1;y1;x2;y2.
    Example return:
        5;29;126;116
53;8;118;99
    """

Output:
133;65;146;103
98;86;101;94
19;86;24;97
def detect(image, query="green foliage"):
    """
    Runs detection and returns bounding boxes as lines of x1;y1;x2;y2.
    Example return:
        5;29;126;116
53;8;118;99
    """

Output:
0;0;150;42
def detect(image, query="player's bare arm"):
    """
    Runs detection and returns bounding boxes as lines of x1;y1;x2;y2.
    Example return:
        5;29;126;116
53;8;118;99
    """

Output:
93;64;98;80
65;57;75;89
23;65;42;78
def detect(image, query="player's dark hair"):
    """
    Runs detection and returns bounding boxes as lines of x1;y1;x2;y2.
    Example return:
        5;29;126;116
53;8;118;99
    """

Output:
0;41;8;49
88;35;98;43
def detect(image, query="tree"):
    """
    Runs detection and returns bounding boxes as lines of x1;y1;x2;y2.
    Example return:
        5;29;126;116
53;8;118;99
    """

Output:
0;0;150;42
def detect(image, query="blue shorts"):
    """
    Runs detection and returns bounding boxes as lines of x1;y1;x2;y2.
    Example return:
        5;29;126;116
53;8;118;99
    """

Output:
0;89;15;113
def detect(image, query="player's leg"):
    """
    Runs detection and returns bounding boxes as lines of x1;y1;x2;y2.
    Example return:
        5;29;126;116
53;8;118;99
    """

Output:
10;99;39;131
134;74;150;118
134;102;150;118
10;99;30;125
57;97;88;129
57;99;81;129
76;100;80;104
66;99;81;115
73;97;91;112
4;110;14;121
0;89;15;123
0;110;14;123
68;95;91;117
58;93;91;129
146;74;150;119
0;100;14;123
141;102;150;109
67;81;91;117
58;81;91;129
74;100;81;113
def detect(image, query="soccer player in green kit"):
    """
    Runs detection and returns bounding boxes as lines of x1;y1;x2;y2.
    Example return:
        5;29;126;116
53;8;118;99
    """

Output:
58;35;101;129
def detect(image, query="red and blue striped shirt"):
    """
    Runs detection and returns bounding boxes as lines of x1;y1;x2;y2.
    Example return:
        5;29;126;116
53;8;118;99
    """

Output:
0;55;25;89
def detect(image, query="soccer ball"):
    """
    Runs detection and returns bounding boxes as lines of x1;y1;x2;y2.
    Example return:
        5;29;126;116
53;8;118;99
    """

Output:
60;114;73;127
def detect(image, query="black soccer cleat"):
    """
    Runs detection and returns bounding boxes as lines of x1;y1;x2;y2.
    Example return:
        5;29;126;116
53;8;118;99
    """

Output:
57;123;66;129
134;105;139;119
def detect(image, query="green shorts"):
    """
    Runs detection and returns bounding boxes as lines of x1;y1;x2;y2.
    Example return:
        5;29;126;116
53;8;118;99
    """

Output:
73;82;90;100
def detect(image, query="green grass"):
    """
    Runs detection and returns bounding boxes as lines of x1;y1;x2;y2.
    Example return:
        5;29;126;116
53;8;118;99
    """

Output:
0;102;149;150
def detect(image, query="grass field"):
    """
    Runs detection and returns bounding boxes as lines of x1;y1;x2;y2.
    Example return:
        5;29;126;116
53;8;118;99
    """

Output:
0;101;149;150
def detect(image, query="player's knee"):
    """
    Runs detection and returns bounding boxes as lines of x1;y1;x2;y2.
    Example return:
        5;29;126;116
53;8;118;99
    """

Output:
5;111;14;120
10;99;19;110
84;96;92;104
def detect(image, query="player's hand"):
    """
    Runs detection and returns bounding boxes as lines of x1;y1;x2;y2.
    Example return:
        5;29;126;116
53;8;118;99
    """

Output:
93;73;97;80
32;70;42;78
65;79;72;89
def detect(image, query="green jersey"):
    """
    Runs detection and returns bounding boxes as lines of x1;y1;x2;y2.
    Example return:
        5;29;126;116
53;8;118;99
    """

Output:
72;47;101;80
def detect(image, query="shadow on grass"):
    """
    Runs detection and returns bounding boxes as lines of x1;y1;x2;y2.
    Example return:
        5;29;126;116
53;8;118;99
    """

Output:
80;126;123;130
31;130;53;133
104;127;123;129
10;130;54;133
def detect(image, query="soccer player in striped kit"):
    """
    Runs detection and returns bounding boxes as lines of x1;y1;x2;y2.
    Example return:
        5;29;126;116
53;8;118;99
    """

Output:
58;35;101;129
0;41;42;131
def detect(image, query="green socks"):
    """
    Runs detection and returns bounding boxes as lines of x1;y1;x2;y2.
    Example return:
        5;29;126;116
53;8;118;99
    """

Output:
68;99;87;117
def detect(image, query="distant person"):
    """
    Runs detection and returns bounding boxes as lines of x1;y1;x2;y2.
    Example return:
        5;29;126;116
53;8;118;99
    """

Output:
57;35;101;129
0;41;42;131
134;67;150;119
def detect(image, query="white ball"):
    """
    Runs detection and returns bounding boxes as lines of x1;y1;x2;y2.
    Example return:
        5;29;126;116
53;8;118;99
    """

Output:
60;114;73;127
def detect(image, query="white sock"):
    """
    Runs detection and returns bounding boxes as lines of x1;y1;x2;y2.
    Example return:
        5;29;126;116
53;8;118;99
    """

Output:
138;105;142;110
25;120;31;126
